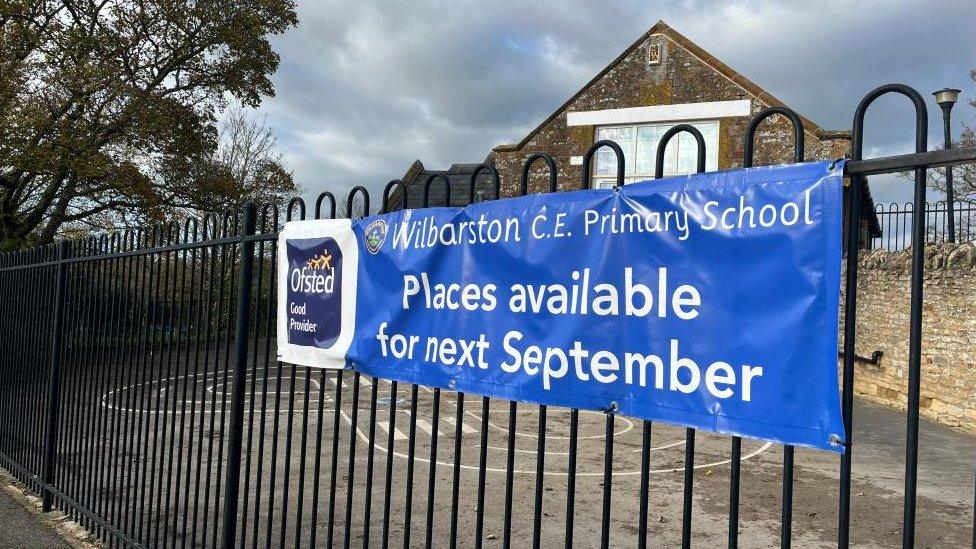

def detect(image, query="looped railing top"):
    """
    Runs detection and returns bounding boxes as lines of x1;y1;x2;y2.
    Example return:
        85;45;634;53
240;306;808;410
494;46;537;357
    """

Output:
122;229;135;252
159;220;175;243
852;84;928;161
286;197;306;222
382;180;407;214
581;139;625;189
110;232;123;254
744;106;806;167
259;203;280;233
315;192;337;220
423;173;452;208
469;163;500;203
166;220;181;245
138;225;153;248
346;186;370;219
655;124;706;178
221;208;239;237
149;223;164;246
520;152;558;195
202;213;218;241
183;216;199;242
154;223;166;245
96;234;108;255
104;233;117;255
132;226;145;250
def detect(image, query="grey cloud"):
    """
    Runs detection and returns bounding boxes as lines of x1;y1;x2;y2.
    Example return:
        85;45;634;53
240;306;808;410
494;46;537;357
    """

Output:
258;0;976;206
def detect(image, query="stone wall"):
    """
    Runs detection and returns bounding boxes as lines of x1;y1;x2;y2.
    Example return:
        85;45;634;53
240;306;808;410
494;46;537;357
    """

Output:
847;243;976;430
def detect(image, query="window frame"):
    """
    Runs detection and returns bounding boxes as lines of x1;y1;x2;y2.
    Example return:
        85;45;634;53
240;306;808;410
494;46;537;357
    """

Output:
591;120;720;189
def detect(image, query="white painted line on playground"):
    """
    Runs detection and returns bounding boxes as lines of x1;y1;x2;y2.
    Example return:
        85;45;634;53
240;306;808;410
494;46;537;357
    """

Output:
99;367;773;475
442;416;477;434
415;418;443;437
328;375;373;389
100;366;340;414
376;420;407;440
338;407;773;477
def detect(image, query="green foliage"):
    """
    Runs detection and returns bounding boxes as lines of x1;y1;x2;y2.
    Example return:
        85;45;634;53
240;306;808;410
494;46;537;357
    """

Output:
0;0;298;250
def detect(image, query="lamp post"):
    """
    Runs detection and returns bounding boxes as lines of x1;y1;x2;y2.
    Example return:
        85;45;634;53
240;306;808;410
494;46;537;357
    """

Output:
933;87;961;242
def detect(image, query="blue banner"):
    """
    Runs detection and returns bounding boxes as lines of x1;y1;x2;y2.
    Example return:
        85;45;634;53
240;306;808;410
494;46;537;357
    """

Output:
278;161;847;452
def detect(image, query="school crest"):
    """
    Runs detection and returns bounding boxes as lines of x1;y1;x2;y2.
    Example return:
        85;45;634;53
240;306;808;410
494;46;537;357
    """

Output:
364;219;387;254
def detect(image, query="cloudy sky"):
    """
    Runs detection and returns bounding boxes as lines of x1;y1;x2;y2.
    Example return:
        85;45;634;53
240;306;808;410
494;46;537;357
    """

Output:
256;0;976;206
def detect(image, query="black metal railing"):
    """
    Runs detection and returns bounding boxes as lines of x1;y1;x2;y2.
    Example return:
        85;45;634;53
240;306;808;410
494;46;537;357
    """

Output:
1;83;975;549
872;200;976;250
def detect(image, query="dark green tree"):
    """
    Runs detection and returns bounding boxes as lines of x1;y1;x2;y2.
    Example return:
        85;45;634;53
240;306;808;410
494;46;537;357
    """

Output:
0;0;298;250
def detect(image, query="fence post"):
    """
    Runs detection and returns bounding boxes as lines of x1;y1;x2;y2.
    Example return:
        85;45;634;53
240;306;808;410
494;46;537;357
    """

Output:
42;241;69;512
221;202;257;549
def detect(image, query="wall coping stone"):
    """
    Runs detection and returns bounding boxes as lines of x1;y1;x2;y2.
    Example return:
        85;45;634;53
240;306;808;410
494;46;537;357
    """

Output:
858;243;976;273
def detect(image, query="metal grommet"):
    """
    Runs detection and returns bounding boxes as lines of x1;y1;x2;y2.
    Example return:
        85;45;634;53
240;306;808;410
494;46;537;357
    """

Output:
828;154;851;171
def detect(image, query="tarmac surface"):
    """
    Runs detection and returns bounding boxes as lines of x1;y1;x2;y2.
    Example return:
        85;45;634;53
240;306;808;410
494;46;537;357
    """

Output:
3;360;976;548
0;486;72;549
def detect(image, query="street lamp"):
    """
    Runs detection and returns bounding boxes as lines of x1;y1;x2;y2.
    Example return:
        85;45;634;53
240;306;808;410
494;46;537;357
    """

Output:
933;87;961;242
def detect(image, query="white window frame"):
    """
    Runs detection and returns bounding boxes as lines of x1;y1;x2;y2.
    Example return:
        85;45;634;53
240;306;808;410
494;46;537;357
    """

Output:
592;120;720;189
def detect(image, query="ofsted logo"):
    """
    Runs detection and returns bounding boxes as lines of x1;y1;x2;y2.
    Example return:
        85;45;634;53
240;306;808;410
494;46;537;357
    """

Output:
285;237;344;348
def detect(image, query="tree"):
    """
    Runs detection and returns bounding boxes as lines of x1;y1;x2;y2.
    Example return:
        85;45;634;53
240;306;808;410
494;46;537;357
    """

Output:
0;0;298;250
928;70;976;204
179;103;296;218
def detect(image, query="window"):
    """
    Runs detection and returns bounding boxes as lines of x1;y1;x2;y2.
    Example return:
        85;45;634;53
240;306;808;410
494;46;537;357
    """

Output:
647;43;661;65
592;121;719;188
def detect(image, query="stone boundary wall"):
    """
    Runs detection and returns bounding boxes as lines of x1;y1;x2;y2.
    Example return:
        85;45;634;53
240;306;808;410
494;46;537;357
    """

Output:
846;243;976;430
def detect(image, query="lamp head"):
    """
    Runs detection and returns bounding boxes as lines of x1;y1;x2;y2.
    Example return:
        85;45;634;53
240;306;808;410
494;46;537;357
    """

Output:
933;88;962;109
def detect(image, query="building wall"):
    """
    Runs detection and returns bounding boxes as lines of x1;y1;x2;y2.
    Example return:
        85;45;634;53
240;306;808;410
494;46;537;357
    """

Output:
845;243;976;430
491;31;850;196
